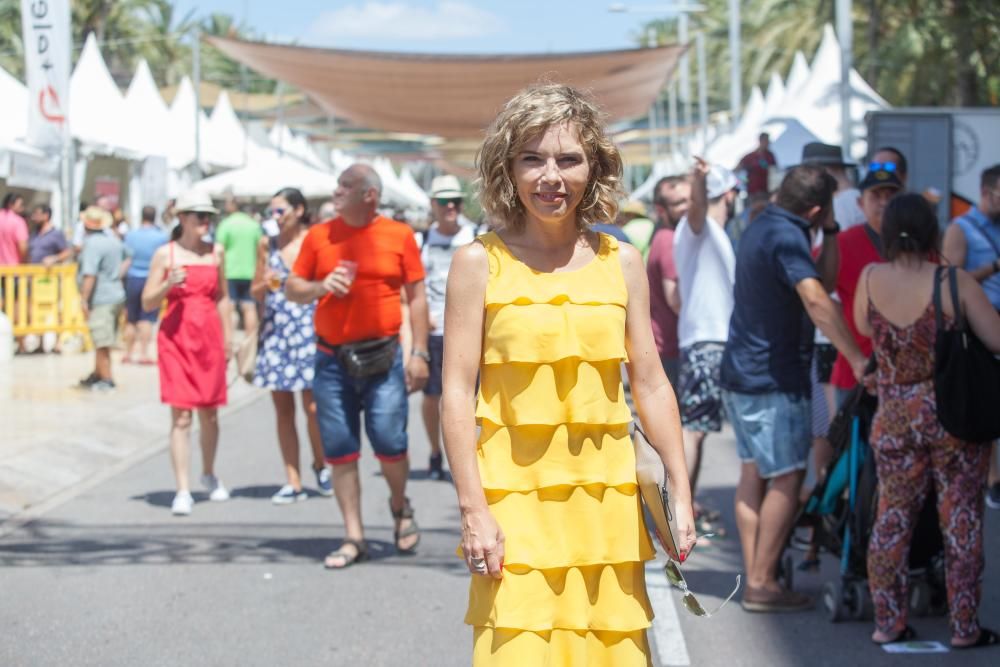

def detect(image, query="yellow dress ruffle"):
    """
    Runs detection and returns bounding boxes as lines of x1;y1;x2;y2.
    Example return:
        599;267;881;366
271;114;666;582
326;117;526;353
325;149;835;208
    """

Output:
468;232;654;666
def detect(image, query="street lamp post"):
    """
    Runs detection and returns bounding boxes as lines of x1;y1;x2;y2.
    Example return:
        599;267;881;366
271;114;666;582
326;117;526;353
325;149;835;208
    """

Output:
836;0;853;159
728;0;741;124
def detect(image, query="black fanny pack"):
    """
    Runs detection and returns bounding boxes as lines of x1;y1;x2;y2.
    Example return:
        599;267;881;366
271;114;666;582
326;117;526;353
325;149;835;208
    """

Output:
322;335;398;379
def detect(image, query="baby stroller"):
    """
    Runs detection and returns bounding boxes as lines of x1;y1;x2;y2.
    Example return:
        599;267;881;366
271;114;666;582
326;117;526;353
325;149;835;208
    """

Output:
791;383;948;622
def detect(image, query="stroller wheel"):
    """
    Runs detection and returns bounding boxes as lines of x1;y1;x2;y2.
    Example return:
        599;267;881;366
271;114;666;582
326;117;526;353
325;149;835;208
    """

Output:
822;581;847;623
848;580;873;620
910;581;932;617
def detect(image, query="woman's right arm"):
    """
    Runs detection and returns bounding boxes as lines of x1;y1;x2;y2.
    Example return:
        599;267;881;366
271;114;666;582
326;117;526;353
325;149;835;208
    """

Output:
441;242;502;579
141;247;170;312
959;269;1000;353
249;237;270;302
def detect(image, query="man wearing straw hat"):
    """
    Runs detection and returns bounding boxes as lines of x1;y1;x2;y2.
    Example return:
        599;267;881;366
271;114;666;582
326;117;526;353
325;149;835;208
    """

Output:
77;205;126;391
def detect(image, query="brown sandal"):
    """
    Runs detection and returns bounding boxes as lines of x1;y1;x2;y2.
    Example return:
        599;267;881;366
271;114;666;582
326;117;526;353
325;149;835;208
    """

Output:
323;538;369;569
390;497;420;554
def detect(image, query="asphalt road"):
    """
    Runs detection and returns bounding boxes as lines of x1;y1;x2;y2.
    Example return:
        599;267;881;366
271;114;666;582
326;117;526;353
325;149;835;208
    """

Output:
1;391;997;666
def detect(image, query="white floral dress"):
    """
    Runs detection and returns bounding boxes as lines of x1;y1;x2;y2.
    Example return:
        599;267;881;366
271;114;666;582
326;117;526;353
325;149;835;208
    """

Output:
253;239;316;391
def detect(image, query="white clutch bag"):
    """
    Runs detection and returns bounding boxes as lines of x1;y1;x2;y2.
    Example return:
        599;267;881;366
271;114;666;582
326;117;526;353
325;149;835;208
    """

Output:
633;423;679;559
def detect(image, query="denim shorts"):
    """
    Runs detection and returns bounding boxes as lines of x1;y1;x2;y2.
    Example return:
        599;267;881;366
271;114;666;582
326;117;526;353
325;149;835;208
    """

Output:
723;389;811;479
125;276;159;323
423;335;444;397
313;344;409;465
227;279;253;305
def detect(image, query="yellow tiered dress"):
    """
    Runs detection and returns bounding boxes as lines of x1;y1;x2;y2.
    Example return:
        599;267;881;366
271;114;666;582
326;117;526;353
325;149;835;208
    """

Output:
467;232;656;666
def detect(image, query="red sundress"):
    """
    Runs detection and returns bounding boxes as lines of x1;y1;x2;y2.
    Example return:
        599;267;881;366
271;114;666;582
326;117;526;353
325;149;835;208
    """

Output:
157;243;227;408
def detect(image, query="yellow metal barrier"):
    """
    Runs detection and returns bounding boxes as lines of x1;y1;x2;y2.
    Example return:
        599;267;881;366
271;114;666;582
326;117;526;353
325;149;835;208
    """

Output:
0;265;92;347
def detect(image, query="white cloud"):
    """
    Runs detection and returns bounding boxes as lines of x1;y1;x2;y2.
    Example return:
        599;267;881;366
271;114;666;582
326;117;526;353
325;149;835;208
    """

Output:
308;1;504;42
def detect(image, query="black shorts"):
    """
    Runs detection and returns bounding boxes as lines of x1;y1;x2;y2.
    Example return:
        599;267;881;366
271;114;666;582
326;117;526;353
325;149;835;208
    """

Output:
813;344;837;384
423;335;444;396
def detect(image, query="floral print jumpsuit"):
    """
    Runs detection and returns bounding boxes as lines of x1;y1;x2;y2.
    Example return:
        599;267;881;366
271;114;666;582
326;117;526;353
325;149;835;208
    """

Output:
866;287;990;640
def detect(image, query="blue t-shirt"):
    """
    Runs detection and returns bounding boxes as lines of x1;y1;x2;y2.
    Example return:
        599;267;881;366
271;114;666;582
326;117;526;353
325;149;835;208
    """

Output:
720;204;820;396
952;207;1000;310
124;225;168;279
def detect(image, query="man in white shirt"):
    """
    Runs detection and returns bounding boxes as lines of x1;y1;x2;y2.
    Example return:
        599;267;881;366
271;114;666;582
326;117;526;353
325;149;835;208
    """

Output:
674;159;738;525
421;174;477;480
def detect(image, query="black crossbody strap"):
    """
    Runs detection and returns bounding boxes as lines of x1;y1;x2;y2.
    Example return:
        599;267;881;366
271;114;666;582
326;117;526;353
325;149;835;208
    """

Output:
933;266;945;332
947;266;965;331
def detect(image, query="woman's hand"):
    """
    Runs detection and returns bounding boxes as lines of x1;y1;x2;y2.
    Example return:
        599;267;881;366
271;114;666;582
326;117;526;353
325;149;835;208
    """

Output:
672;500;697;563
461;507;505;579
166;266;187;288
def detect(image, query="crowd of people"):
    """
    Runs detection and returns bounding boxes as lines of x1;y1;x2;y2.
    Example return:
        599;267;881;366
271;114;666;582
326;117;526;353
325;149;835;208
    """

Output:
3;81;1000;661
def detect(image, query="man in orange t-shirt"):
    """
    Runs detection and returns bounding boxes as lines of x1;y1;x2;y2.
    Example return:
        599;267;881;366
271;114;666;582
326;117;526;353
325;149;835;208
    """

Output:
287;163;429;568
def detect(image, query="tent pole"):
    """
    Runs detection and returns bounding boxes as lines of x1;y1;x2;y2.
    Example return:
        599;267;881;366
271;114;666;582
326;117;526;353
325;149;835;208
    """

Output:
679;12;691;147
668;80;679;156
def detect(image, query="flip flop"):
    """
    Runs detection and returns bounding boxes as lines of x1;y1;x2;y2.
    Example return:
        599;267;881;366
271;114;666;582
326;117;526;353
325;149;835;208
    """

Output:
323;538;369;570
872;625;917;645
390;497;420;555
953;629;999;650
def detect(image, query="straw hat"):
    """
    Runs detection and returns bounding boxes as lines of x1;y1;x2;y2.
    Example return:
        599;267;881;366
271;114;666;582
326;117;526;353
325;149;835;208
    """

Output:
82;206;113;231
174;190;219;215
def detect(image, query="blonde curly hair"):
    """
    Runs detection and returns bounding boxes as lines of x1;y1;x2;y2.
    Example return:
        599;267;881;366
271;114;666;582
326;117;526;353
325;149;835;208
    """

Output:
475;84;625;232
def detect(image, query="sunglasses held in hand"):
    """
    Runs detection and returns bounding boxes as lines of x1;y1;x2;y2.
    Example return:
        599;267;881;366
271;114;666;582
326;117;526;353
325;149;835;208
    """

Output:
633;424;742;618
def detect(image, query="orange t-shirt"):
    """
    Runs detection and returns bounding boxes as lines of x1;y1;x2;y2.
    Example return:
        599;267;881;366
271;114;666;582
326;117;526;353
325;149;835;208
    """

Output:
292;215;425;346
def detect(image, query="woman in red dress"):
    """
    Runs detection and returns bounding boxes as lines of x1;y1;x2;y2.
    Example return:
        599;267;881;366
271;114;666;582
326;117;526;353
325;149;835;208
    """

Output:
143;192;233;516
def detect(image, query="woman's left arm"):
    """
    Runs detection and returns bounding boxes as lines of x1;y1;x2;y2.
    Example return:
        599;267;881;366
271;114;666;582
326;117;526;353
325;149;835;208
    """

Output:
619;243;696;559
216;245;234;358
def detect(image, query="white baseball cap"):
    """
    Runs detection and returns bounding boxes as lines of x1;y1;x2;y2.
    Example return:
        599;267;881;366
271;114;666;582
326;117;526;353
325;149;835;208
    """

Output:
706;165;740;199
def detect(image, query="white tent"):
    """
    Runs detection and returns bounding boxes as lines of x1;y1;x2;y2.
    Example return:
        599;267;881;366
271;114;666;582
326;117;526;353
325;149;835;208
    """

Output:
770;24;889;159
191;147;340;199
205;91;248;169
762;72;786;121
629;150;688;201
123;59;173;159
0;64;28;144
705;85;766;165
781;51;812;108
399;167;430;207
268;122;326;169
69;34;144;155
167;76;212;169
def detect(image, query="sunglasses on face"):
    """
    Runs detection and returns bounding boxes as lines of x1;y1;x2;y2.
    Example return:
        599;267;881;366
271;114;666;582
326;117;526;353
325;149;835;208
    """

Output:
868;161;897;173
665;557;742;618
194;212;213;222
434;198;462;207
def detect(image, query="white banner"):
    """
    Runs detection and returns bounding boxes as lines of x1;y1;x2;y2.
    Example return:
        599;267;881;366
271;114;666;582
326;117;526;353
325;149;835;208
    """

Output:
20;0;71;151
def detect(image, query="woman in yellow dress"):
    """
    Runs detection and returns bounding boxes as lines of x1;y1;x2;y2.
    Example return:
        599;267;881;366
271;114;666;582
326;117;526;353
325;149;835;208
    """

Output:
441;84;697;665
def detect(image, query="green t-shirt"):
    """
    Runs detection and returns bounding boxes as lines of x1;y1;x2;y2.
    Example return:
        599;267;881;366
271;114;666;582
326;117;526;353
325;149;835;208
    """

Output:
622;217;656;260
216;212;261;280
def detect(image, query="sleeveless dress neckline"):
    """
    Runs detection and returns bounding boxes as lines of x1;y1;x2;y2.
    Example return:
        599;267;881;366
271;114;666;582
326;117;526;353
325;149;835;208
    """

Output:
487;231;609;276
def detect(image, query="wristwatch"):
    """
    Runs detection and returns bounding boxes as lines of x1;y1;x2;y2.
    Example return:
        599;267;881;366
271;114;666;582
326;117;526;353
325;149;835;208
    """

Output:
411;349;431;363
822;222;841;235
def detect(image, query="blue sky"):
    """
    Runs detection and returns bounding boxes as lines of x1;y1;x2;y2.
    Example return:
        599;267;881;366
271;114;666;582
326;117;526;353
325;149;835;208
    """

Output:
174;0;672;54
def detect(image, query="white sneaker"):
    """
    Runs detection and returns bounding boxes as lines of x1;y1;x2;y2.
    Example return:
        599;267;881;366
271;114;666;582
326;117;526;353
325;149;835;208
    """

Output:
271;484;308;505
201;474;230;501
171;491;194;516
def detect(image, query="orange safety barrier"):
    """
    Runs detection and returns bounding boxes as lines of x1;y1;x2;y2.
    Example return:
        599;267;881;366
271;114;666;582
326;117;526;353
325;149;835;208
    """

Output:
0;264;92;348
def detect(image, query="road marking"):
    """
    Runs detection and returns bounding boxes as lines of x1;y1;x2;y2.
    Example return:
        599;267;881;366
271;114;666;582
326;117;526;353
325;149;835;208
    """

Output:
647;561;691;666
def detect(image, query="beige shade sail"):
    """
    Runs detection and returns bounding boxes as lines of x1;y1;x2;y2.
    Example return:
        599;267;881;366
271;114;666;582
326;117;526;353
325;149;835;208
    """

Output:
206;36;684;140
